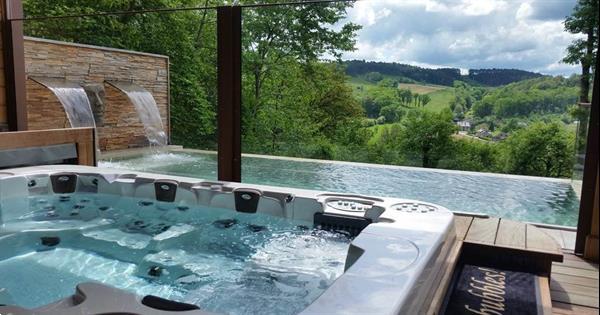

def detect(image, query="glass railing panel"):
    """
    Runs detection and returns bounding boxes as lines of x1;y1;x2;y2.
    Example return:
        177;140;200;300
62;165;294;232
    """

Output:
237;1;591;227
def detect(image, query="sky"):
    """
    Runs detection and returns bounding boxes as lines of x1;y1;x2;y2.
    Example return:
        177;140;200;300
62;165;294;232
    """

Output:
340;0;582;76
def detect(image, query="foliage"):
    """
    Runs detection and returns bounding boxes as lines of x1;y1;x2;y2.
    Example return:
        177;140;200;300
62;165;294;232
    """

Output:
467;69;543;86
345;60;543;87
472;76;579;119
398;109;457;168
562;0;598;103
439;139;500;173
367;123;404;165
501;122;574;177
450;81;486;112
365;72;384;83
380;105;406;123
240;1;361;156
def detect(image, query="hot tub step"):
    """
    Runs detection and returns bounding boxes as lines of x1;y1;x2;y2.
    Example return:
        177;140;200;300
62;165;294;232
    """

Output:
73;229;153;262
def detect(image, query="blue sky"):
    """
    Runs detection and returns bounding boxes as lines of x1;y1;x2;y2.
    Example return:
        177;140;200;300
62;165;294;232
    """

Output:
340;0;581;76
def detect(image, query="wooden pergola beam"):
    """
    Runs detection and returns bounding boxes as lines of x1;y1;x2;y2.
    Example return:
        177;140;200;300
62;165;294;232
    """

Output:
575;58;599;258
216;5;242;182
1;0;27;131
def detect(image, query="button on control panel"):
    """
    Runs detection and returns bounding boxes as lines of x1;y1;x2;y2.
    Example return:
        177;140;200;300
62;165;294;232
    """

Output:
326;200;371;212
393;202;438;213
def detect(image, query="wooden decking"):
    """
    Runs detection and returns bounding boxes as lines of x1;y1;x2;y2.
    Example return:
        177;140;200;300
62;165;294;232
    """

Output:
551;252;599;314
536;227;599;314
432;215;599;315
456;215;562;254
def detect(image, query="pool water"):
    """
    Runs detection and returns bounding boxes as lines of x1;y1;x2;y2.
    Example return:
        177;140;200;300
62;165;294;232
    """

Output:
0;193;350;314
99;151;580;226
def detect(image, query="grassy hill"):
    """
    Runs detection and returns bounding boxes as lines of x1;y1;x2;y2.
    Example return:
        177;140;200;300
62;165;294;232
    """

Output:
348;76;453;114
397;83;447;94
344;60;544;87
422;89;453;112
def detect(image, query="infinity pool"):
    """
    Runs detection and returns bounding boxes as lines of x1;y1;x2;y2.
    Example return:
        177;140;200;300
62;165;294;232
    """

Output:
99;151;580;226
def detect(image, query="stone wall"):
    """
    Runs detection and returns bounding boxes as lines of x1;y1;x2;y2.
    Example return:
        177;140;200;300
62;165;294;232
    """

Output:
24;37;170;151
26;79;69;130
100;84;150;151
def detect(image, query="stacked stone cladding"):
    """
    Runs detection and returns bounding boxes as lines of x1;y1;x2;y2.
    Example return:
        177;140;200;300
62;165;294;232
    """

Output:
23;37;169;151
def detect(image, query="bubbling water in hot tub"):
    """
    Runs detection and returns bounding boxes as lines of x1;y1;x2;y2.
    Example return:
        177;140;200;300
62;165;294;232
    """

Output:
0;193;351;315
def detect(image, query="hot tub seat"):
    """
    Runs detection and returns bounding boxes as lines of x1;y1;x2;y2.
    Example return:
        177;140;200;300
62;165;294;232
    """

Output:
0;282;213;315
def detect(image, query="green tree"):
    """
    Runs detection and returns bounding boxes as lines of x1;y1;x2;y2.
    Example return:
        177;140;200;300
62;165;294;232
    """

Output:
440;139;500;172
420;94;431;107
501;122;574;177
472;99;494;117
242;1;359;110
377;78;398;88
399;109;457;168
364;71;384;82
563;0;599;103
396;89;412;106
379;105;405;123
362;96;381;118
453;104;465;120
241;1;360;153
473;76;579;118
368;123;404;164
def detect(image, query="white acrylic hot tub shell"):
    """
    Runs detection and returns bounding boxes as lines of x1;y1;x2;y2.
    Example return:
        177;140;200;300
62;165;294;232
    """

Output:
0;165;456;315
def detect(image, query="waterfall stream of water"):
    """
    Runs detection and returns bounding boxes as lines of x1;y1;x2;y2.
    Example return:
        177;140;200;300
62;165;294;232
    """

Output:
107;81;168;147
32;78;96;128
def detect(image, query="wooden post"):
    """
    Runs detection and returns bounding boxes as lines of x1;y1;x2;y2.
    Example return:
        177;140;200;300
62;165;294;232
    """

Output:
216;6;242;182
1;0;27;131
575;57;599;259
583;170;599;261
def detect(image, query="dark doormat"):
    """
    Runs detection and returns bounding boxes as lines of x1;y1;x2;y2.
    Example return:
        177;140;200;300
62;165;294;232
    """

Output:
444;264;540;315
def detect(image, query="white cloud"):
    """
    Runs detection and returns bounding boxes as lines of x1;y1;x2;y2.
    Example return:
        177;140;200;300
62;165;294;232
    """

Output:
516;2;533;20
458;0;508;16
340;0;580;75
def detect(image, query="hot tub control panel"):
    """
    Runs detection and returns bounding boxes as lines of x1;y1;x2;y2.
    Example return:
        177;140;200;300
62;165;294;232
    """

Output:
392;202;438;213
326;199;372;212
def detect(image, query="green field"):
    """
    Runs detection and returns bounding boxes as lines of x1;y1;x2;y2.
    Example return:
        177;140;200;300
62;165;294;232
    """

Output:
348;77;453;113
367;124;385;145
397;83;447;94
422;88;453;112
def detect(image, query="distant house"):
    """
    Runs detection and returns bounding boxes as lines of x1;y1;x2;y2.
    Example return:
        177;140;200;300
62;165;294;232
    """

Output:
456;120;471;131
476;128;492;138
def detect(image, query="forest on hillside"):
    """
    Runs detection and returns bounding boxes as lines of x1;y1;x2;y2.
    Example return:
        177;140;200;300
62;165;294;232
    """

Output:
344;60;544;87
22;0;598;178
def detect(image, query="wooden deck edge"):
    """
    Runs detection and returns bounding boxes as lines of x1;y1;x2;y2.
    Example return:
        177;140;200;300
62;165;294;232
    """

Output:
427;240;463;314
463;240;564;263
437;216;581;314
460;242;559;278
0;128;96;166
537;276;554;315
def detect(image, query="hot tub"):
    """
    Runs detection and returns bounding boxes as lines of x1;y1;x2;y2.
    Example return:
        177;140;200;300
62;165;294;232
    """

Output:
0;165;456;315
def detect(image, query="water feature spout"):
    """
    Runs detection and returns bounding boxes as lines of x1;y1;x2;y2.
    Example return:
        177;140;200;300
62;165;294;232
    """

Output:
82;84;106;126
106;81;168;147
29;77;96;128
